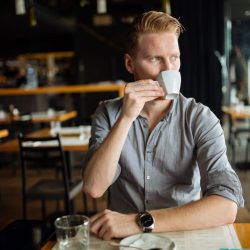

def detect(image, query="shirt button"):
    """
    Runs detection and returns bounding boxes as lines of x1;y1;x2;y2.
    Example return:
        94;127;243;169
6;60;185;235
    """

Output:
146;176;150;180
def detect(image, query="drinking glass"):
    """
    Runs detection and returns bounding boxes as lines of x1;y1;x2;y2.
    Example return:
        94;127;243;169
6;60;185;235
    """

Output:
54;214;89;250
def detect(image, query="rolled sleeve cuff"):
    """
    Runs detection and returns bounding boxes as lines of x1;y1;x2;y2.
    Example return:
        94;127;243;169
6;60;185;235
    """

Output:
202;170;244;207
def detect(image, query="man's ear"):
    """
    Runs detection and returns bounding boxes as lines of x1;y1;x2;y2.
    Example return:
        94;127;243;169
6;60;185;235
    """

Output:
124;53;134;74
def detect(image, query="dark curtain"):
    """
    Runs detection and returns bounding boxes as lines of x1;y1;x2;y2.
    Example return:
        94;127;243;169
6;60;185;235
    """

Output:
171;0;224;119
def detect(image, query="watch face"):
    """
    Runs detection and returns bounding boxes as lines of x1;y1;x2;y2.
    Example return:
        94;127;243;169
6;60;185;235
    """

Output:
141;214;154;227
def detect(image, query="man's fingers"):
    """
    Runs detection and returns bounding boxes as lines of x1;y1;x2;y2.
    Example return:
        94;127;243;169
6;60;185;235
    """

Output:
90;211;103;223
90;216;107;235
142;96;163;102
90;210;110;234
130;90;164;97
90;209;111;223
126;84;161;92
97;221;113;240
102;230;113;241
125;80;161;94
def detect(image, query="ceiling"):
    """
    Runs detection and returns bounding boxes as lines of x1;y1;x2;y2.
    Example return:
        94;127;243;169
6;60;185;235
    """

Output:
0;1;164;34
3;1;250;30
1;0;250;56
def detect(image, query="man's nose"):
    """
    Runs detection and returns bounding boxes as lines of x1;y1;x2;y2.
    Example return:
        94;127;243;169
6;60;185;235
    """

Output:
161;59;173;71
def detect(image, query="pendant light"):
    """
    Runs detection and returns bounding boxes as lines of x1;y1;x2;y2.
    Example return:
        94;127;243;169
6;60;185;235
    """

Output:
97;0;107;14
29;0;37;26
80;0;89;7
15;0;26;15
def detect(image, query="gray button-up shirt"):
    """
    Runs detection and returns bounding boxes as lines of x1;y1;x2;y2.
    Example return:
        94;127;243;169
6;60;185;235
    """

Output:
84;94;244;213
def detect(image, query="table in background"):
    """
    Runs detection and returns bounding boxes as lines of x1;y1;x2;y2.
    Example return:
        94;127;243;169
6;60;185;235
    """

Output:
0;83;125;98
0;127;89;153
0;110;77;125
222;106;250;120
0;126;92;212
222;105;250;140
0;129;8;139
0;83;124;137
222;106;250;162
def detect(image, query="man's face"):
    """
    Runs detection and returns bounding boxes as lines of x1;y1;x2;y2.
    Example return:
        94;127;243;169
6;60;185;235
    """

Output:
125;32;181;81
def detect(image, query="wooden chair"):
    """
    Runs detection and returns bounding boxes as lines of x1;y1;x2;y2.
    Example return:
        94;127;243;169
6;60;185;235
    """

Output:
10;116;34;138
18;134;83;219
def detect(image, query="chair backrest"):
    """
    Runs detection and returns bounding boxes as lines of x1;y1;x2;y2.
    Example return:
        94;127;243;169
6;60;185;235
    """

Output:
18;134;70;199
10;118;35;139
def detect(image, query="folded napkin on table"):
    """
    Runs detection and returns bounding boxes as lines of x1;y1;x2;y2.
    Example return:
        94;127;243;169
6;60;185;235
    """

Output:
120;234;175;250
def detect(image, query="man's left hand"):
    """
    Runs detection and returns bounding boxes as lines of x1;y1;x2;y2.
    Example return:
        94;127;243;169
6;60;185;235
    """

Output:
90;209;139;240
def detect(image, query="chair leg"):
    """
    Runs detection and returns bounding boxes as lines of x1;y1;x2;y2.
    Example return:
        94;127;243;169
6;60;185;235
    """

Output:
56;200;60;212
41;200;46;220
93;198;97;213
70;200;74;214
231;140;235;164
83;193;88;213
23;201;27;219
65;198;71;214
246;138;250;162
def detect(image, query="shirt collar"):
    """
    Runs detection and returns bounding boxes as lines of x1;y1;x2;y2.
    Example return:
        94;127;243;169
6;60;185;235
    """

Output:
162;94;180;121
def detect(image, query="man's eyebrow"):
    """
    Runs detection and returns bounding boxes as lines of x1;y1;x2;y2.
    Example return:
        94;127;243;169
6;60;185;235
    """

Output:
145;54;157;57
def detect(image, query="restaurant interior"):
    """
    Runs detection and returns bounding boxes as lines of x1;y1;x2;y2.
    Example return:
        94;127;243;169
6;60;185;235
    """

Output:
1;0;250;249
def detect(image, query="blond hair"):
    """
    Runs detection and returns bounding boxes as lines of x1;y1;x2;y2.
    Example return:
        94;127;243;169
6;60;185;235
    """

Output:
127;11;184;55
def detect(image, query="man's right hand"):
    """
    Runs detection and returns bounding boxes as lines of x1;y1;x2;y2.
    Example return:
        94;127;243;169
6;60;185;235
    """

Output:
83;79;164;198
121;79;164;121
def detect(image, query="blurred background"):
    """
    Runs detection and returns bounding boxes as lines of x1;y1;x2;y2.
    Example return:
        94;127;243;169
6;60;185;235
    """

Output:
0;0;249;118
1;0;250;229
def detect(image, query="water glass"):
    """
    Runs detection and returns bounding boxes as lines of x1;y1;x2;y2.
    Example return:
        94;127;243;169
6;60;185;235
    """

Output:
55;214;89;250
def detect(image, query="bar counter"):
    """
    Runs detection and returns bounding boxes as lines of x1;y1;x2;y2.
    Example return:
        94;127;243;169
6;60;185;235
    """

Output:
0;83;125;97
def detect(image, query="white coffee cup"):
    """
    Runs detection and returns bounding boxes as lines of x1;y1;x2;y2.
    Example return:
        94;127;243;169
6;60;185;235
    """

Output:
157;70;181;99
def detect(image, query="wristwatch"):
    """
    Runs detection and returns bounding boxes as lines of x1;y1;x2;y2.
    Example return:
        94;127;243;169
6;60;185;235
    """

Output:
137;211;155;233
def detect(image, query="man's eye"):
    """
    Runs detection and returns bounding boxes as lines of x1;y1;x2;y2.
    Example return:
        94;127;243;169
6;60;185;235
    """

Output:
170;56;179;62
149;57;161;63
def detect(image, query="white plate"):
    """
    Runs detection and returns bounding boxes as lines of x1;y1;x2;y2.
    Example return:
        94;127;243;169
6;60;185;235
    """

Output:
119;234;176;250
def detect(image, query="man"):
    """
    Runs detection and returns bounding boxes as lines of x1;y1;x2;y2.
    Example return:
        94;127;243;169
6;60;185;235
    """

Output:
82;11;243;240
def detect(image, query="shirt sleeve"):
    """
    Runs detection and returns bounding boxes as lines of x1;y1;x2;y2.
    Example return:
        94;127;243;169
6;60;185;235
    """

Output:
192;104;244;207
82;101;121;183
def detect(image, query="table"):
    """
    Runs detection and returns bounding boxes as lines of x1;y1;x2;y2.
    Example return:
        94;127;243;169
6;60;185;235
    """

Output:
40;223;250;250
0;126;90;193
0;127;89;153
0;129;8;138
234;223;250;248
222;106;250;121
222;106;250;162
0;110;77;125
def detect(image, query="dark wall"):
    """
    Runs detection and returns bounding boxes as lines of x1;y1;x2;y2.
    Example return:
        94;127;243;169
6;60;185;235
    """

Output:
171;0;224;118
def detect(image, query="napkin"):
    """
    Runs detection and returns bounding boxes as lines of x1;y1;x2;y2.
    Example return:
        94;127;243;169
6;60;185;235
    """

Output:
120;234;175;250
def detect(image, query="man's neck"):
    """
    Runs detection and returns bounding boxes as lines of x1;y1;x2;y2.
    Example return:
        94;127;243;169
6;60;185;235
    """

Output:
140;99;173;132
